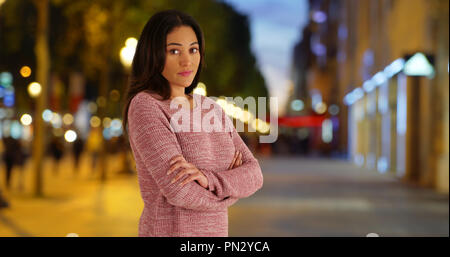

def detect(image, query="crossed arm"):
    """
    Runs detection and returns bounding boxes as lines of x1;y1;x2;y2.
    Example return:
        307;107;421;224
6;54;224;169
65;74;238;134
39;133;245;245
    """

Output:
128;95;263;211
200;126;264;199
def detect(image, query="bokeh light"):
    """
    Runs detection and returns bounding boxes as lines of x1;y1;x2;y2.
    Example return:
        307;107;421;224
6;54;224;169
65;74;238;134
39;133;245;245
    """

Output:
20;114;33;126
110;90;120;102
103;117;111;128
50;113;62;128
90;116;101;128
120;37;138;69
63;113;74;125
88;102;98;113
291;99;304;111
64;130;77;143
314;102;327;114
28;82;42;97
20;66;32;78
194;82;207;96
97;96;106;108
42;109;53;122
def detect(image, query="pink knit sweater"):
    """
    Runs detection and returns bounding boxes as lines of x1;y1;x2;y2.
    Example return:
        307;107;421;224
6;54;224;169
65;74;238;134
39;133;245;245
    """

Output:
127;91;263;237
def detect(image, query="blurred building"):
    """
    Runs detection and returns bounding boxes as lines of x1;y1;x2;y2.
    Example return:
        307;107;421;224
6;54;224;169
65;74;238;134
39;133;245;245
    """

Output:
289;0;449;193
286;0;342;156
340;0;448;193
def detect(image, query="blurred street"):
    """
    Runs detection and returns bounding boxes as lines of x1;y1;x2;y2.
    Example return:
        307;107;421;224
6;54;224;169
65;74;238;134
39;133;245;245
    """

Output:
230;157;449;237
0;153;143;237
0;154;447;237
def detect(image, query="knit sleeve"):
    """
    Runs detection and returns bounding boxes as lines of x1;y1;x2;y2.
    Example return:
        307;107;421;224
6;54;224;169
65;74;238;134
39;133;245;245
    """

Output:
201;114;264;199
128;94;238;211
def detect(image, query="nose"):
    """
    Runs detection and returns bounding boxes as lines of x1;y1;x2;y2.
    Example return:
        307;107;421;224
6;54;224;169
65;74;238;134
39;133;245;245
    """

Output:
179;51;192;67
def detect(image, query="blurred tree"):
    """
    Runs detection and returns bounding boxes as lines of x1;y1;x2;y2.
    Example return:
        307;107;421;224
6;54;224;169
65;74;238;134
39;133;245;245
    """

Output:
1;0;268;110
33;0;50;197
0;0;36;114
1;0;269;183
51;0;141;181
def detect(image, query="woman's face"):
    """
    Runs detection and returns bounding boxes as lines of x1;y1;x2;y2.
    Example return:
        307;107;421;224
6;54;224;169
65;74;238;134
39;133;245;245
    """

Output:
162;25;201;91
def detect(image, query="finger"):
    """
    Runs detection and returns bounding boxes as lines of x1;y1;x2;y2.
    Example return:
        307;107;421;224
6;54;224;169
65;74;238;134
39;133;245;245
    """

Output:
169;155;185;166
169;155;182;165
233;152;242;168
170;168;191;184
228;152;237;169
171;168;195;184
167;161;190;175
180;173;201;187
228;151;238;169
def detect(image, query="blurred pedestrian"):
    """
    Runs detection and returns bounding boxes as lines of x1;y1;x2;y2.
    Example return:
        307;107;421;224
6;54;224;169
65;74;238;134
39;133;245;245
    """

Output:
72;136;85;173
86;127;102;174
2;136;25;190
48;136;64;175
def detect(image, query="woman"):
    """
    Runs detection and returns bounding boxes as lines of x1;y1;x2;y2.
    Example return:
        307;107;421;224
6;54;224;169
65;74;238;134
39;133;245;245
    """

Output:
123;9;263;237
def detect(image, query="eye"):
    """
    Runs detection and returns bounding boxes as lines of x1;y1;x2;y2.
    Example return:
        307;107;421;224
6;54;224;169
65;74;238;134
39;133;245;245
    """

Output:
190;48;199;54
169;49;180;54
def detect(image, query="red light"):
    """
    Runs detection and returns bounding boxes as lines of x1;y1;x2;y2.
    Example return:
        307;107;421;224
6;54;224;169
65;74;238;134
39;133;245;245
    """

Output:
278;115;326;128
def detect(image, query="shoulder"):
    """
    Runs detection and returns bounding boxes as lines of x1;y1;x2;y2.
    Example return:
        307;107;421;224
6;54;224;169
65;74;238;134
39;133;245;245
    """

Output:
128;91;164;118
131;91;160;105
130;91;166;110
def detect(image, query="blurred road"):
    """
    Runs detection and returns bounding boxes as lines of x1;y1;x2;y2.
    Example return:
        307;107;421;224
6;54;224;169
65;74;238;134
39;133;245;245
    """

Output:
230;157;449;237
0;154;448;237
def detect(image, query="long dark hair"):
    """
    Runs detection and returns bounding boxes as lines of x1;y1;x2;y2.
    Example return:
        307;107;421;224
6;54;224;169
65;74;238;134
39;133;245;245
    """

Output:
122;9;205;132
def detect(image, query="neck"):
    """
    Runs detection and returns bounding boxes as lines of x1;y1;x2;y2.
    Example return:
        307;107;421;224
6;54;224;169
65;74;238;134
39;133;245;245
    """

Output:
170;86;187;99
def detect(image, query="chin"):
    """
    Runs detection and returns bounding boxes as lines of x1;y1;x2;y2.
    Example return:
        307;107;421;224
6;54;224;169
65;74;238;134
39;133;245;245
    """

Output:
181;81;194;87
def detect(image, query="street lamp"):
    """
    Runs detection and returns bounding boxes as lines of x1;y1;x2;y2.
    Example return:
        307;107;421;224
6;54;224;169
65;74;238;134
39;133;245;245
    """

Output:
119;37;137;70
20;66;32;78
403;52;435;78
64;130;77;143
20;114;32;126
28;82;42;98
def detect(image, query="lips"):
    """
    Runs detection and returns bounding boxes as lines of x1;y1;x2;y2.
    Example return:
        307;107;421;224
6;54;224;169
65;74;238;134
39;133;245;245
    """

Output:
178;71;192;77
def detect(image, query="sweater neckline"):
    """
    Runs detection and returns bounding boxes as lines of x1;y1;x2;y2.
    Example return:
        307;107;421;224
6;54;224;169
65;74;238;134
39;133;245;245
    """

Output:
146;91;200;111
169;93;199;111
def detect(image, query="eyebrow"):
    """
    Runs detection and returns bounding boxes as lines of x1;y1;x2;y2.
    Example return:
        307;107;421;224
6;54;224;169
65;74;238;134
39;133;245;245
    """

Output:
166;42;199;47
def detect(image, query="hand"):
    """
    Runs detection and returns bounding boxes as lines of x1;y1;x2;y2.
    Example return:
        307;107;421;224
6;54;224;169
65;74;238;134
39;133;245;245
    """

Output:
228;150;243;170
167;155;208;188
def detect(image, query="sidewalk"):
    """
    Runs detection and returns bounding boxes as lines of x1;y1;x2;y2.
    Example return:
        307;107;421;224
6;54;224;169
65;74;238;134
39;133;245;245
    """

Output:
0;153;143;237
229;156;449;236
